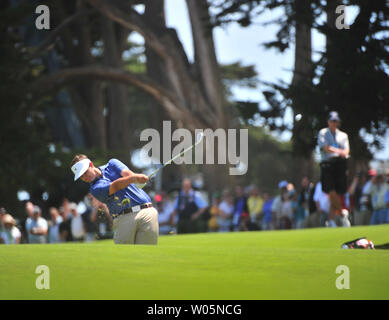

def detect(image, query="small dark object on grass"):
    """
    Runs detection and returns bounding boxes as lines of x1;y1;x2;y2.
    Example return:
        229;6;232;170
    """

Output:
375;243;389;250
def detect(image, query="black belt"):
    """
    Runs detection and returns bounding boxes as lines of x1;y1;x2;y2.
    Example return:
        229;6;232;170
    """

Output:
112;203;153;220
321;157;347;164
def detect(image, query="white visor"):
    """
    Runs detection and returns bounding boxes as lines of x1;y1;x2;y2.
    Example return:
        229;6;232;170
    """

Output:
71;159;91;181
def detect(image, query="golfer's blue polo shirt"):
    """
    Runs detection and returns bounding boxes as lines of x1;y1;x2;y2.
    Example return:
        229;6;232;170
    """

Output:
90;159;151;215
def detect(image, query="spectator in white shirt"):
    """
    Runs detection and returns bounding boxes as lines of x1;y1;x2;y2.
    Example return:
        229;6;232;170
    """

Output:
313;182;331;227
24;201;35;243
48;207;63;243
70;202;86;241
364;169;389;225
272;181;288;229
218;190;234;232
26;206;48;243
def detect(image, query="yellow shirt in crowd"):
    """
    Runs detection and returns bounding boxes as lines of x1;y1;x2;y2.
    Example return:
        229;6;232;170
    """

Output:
208;205;220;230
247;196;264;220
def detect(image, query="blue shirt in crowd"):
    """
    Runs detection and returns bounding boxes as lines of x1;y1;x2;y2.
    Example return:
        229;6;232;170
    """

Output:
385;189;389;205
232;197;247;227
90;159;151;215
262;199;274;223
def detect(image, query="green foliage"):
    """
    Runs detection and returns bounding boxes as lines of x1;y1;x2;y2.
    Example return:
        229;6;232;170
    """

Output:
219;61;260;125
123;40;147;74
0;6;54;216
0;4;121;217
220;61;258;89
233;101;260;124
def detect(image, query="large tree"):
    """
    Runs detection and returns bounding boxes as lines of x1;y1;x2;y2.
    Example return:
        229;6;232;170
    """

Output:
33;0;229;130
30;0;241;192
211;0;389;176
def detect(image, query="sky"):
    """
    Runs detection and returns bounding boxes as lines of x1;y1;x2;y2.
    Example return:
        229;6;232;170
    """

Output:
163;0;389;163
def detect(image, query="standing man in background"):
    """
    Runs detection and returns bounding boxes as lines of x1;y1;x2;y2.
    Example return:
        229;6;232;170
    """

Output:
271;181;288;230
22;201;35;243
69;202;86;242
26;206;48;243
364;169;389;225
48;207;63;243
318;111;350;227
170;178;208;234
232;186;249;231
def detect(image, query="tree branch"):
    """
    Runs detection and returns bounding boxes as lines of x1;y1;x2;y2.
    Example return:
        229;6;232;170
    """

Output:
30;9;93;59
31;66;207;128
86;0;169;60
86;0;219;124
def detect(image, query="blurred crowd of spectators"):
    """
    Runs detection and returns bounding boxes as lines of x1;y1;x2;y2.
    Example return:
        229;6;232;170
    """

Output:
1;168;389;244
156;168;389;235
0;194;112;244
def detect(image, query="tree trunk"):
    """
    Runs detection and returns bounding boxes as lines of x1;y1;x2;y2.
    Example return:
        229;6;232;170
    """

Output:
292;0;312;86
101;16;131;156
75;4;107;149
144;0;171;132
86;0;221;129
326;0;343;44
291;0;314;181
35;0;235;192
53;0;107;149
143;0;182;191
186;0;227;129
186;0;232;194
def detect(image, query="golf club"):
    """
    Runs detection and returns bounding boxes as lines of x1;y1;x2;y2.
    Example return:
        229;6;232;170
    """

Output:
136;132;205;189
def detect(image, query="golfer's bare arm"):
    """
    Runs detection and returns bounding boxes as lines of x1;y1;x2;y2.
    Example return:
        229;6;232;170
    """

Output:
108;169;148;195
30;227;48;235
323;145;349;157
192;207;207;220
121;169;133;177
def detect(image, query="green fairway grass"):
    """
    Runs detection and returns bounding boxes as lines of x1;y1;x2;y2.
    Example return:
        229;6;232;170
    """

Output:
1;225;389;300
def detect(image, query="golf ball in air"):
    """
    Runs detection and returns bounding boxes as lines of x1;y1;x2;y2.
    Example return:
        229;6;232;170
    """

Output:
295;114;302;121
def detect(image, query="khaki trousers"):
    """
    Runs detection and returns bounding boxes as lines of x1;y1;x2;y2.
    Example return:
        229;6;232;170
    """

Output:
113;207;159;245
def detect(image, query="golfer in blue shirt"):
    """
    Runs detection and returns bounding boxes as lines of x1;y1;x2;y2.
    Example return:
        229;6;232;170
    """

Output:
71;154;158;244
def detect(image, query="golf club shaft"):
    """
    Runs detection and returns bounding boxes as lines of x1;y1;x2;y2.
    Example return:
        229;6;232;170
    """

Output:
137;133;204;189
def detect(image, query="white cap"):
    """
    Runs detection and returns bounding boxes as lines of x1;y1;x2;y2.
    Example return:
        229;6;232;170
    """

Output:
71;158;91;181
